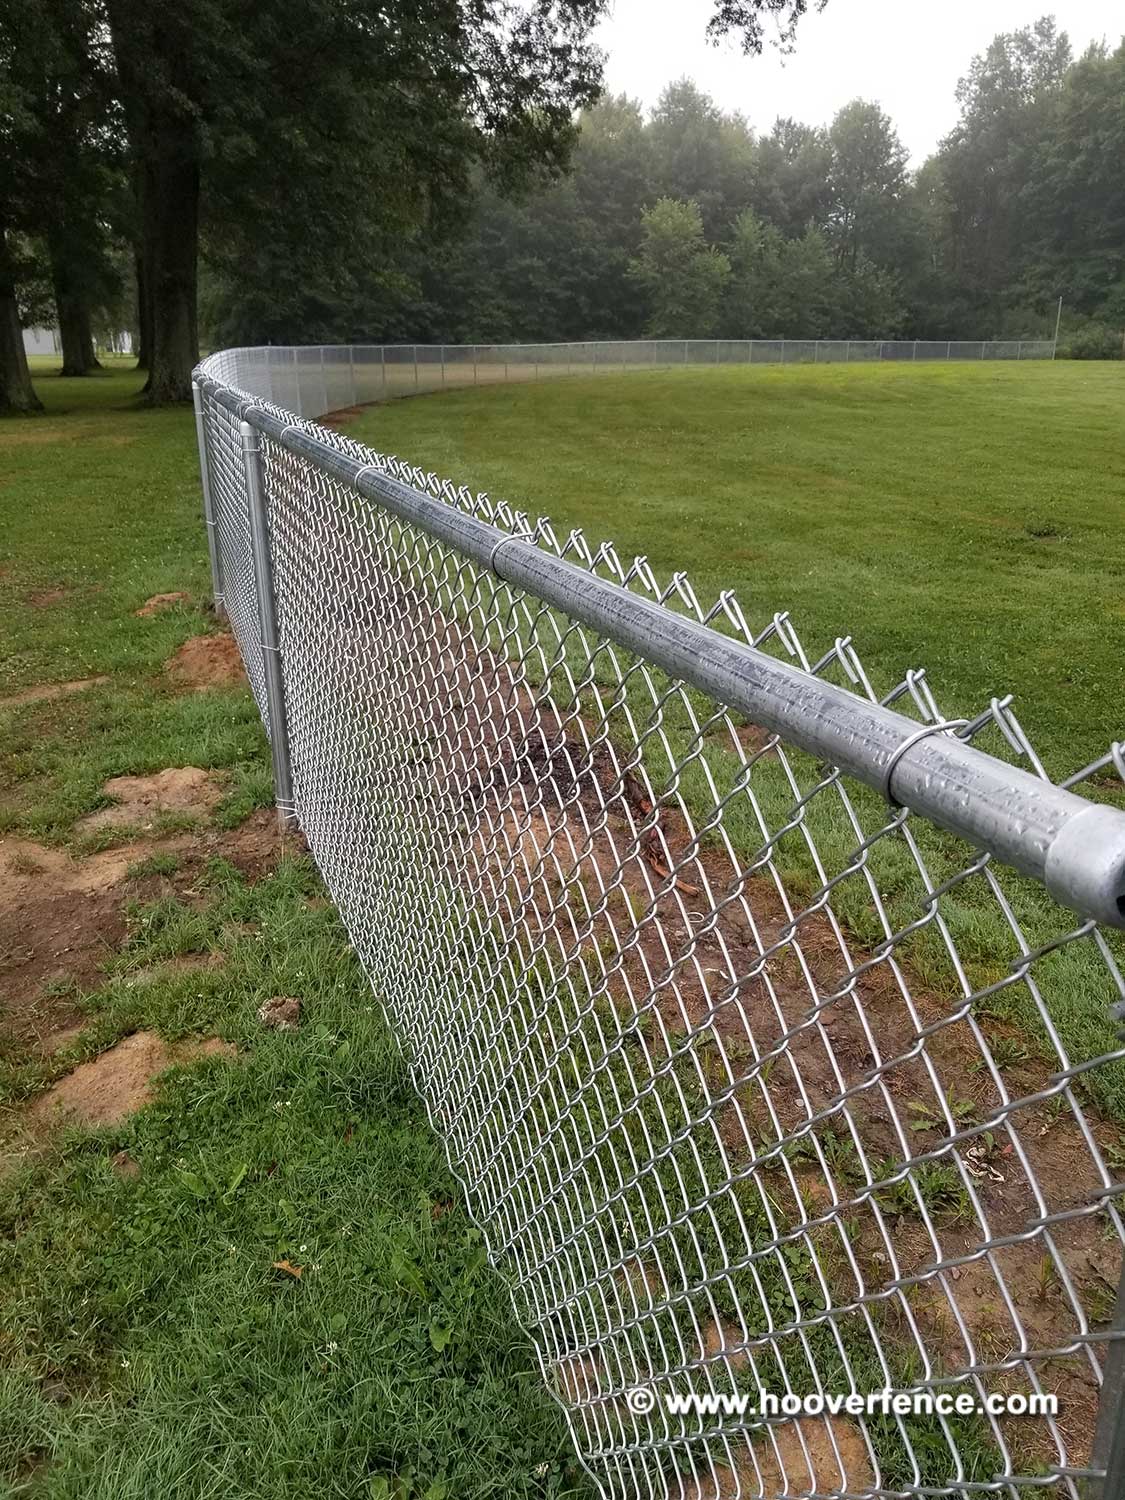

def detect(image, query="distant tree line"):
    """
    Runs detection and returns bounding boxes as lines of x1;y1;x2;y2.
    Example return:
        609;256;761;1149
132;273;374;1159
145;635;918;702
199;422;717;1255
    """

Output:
248;17;1114;355
2;6;1122;414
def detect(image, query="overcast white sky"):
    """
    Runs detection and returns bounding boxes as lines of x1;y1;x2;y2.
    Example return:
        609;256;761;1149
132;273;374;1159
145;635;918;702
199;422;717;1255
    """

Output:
592;0;1124;162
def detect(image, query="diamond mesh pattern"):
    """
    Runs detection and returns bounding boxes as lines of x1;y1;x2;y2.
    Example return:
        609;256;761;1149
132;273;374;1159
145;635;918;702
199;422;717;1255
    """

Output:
195;358;1125;1500
201;395;269;730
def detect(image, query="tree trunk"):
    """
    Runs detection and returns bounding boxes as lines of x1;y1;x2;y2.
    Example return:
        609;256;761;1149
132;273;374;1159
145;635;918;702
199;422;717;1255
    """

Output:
140;144;199;404
53;279;101;376
0;222;42;415
134;247;151;371
108;0;200;404
48;222;103;376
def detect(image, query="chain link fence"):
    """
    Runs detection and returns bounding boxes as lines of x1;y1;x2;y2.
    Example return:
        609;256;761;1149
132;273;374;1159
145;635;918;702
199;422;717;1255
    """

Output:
194;345;1123;1500
201;339;1057;418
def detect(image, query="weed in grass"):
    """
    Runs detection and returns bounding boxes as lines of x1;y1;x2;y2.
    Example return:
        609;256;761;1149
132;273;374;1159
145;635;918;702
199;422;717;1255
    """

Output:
125;851;181;879
874;1159;972;1224
969;1035;1031;1075
41;975;80;1001
907;1087;977;1134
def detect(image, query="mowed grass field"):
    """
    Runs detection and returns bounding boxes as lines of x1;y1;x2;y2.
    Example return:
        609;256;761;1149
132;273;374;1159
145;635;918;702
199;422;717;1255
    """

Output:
0;365;588;1500
354;361;1124;781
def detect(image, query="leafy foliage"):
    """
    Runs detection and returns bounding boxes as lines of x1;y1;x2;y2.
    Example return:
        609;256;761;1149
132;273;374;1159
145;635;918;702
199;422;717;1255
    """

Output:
629;198;731;337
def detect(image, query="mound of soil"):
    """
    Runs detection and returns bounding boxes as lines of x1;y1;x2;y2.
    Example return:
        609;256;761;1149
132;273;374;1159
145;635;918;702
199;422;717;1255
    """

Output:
0;837;183;1053
135;592;189;617
165;633;245;690
28;1030;236;1129
78;768;223;833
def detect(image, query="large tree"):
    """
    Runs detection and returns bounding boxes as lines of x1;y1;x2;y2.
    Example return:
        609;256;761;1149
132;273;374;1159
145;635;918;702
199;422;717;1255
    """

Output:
0;12;44;411
103;0;610;402
933;19;1071;314
647;79;754;241
1;0;123;383
629;197;731;337
827;100;908;271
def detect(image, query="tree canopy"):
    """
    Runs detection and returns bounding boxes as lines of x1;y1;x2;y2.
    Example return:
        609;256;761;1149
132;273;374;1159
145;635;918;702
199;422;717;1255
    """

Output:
280;18;1116;354
4;5;1124;411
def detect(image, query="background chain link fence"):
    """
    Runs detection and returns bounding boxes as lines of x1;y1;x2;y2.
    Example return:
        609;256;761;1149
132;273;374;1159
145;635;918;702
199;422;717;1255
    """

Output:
200;339;1057;420
195;345;1124;1500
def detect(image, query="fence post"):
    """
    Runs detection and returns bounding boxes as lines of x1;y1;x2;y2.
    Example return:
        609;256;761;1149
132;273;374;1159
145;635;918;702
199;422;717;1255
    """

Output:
414;345;419;388
441;345;446;387
473;345;478;385
191;381;224;616
240;420;297;833
913;340;918;361
846;341;851;362
1091;1268;1125;1498
947;340;952;360
381;345;387;399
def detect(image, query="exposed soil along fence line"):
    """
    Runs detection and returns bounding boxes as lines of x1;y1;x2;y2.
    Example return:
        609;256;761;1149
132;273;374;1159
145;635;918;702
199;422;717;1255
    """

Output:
195;345;1124;1500
202;338;1057;419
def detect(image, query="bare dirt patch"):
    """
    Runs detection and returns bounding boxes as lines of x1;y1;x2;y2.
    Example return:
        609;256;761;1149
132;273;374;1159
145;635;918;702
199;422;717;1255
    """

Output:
319;406;363;428
27;587;70;608
0;810;282;1057
28;1030;237;1129
135;591;190;617
674;1418;874;1498
220;806;289;879
165;633;245;690
0;837;183;1053
77;767;223;833
0;677;109;710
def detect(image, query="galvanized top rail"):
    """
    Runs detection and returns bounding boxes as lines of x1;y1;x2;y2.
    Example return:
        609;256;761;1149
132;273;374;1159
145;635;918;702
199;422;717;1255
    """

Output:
198;367;1125;930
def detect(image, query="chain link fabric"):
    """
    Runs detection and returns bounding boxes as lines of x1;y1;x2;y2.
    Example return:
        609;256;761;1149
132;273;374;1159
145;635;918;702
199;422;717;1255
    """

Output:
198;360;1124;1500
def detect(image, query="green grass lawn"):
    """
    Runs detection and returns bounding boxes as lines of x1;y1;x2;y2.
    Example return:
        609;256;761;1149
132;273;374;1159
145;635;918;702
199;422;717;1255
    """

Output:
0;364;587;1499
354;361;1124;781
